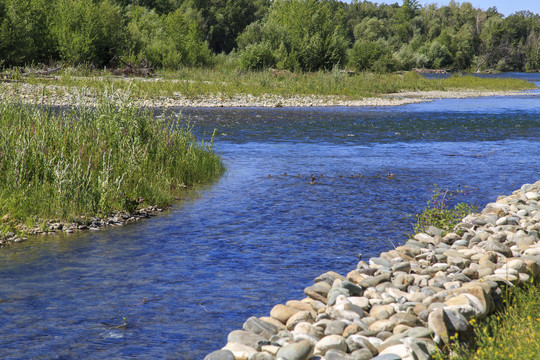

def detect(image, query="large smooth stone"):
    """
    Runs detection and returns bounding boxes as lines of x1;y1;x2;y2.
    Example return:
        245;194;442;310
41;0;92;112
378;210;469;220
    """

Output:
314;334;348;355
325;349;352;360
228;330;265;350
368;318;397;333
350;348;375;360
403;338;436;360
305;281;332;297
484;240;512;258
286;311;314;331
250;352;273;360
389;312;419;327
346;334;378;355
427;308;471;344
222;342;257;360
275;340;314;360
243;317;278;339
293;322;320;339
444;293;487;320
379;343;410;359
358;273;392;288
324;320;349;336
204;349;235;360
371;354;402;360
286;300;314;312
271;304;298;324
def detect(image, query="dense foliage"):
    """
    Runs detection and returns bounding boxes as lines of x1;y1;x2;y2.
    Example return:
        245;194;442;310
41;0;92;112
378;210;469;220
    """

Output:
1;0;539;72
0;95;224;223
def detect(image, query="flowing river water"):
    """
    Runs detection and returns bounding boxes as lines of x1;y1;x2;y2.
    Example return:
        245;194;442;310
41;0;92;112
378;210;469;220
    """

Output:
1;77;540;359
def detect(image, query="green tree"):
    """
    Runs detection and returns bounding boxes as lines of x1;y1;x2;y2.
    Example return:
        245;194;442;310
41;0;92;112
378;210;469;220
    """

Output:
50;0;125;66
123;5;212;68
237;0;349;71
0;0;54;66
348;40;396;73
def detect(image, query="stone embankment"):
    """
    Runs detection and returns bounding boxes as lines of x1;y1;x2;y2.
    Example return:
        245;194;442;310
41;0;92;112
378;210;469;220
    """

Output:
205;180;540;360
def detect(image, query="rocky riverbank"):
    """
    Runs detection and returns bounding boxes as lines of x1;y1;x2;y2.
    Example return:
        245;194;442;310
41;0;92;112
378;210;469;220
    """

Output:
1;82;537;108
205;180;540;360
0;206;164;248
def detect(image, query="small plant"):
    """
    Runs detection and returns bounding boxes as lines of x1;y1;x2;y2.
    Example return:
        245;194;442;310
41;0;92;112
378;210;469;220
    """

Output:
413;184;478;236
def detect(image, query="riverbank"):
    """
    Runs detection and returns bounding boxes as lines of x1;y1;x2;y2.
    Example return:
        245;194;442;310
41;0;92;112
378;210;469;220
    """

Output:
206;180;540;360
0;97;223;248
1;70;537;108
1;81;537;108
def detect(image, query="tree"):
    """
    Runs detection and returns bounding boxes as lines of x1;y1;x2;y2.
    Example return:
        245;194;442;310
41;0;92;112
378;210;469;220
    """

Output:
237;0;349;71
0;0;55;66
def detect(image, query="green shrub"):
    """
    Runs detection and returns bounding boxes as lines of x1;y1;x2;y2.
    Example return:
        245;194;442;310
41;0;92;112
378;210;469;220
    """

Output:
237;0;349;72
0;0;55;66
123;5;212;68
240;42;276;70
348;41;396;73
413;185;478;236
50;0;125;66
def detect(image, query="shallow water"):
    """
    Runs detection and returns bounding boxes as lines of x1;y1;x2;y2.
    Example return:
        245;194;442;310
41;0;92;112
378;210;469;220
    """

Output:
1;83;540;359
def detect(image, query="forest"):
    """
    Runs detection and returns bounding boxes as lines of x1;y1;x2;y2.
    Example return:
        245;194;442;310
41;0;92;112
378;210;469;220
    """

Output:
0;0;539;73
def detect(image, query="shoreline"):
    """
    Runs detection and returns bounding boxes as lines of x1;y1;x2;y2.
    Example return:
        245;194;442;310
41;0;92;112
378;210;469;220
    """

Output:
1;82;537;108
0;205;167;248
206;180;540;360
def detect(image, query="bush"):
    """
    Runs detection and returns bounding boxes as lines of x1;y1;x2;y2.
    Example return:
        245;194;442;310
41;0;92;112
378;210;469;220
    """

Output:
413;185;478;236
0;0;55;66
236;0;349;72
123;5;213;68
240;42;276;70
50;0;125;66
348;41;396;73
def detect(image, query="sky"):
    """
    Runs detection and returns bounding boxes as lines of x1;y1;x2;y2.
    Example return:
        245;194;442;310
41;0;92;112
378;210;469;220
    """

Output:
347;1;540;17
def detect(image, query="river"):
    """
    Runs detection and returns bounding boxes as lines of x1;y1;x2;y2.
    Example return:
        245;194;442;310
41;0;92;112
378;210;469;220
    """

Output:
0;77;539;359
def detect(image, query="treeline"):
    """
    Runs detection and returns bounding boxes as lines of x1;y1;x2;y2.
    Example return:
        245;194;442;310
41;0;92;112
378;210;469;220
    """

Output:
1;0;539;72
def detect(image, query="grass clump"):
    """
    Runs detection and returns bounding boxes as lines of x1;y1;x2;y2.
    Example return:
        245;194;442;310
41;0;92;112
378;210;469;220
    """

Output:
0;92;224;231
413;184;478;236
434;282;540;360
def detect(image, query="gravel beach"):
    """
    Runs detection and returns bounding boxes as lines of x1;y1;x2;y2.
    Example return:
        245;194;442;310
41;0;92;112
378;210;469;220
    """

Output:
1;82;537;108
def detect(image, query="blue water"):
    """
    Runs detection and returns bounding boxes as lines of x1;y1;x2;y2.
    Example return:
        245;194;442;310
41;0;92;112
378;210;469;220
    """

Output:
1;83;539;359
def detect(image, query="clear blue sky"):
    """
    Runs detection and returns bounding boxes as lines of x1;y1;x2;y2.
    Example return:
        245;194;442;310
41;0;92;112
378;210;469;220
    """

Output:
345;1;540;17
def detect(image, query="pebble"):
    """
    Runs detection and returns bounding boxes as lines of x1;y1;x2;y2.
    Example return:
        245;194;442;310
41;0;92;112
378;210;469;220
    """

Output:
314;334;348;356
271;304;298;324
275;340;313;360
208;180;540;359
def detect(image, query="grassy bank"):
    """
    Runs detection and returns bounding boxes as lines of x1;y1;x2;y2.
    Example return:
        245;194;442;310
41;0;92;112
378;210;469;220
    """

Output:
0;93;224;237
413;186;540;360
20;68;537;102
434;282;540;360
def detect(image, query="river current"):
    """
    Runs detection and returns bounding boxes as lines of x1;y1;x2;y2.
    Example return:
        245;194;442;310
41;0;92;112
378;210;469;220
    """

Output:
1;79;539;359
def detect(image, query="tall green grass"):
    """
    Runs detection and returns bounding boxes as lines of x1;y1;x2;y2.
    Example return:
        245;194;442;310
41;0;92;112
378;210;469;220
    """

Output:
24;69;536;101
0;92;224;230
434;282;540;360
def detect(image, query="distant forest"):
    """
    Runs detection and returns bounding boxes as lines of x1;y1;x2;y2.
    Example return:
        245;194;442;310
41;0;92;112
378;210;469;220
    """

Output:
1;0;539;72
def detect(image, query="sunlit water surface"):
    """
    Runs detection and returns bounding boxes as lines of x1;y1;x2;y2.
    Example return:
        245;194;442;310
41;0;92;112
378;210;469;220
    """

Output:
1;81;539;359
